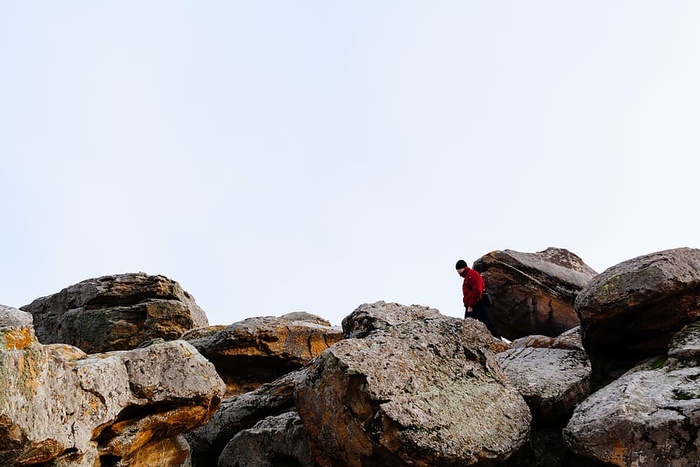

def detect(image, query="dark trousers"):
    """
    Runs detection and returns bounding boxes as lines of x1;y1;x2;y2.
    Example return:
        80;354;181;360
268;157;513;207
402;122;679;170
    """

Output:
465;300;502;339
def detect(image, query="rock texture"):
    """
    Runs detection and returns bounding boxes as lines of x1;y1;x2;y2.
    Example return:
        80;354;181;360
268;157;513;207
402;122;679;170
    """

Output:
474;248;597;339
0;321;225;466
564;320;700;466
186;371;302;467
0;304;33;328
295;302;532;467
185;313;343;397
511;326;585;351
21;273;209;353
575;247;700;360
218;412;314;467
497;346;591;425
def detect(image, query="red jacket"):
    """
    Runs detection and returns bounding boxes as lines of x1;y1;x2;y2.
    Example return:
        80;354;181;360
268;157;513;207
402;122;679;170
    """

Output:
461;267;484;307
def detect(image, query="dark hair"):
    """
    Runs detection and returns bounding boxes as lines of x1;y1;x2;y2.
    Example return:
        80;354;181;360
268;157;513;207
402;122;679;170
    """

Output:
455;259;467;269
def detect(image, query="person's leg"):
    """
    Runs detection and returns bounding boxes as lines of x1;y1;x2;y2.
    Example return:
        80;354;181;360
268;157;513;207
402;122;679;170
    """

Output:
473;301;502;339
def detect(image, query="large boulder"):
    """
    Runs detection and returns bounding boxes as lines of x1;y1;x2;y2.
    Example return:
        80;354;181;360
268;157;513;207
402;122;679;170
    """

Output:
0;323;225;466
563;320;700;466
575;247;700;360
21;273;209;353
474;248;597;340
184;313;343;397
295;302;532;466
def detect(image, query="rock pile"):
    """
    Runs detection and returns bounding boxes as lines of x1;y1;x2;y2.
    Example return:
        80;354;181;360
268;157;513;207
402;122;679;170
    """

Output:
1;246;699;466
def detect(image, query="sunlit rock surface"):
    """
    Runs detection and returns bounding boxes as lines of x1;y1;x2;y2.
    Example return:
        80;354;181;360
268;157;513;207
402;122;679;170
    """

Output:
21;273;209;353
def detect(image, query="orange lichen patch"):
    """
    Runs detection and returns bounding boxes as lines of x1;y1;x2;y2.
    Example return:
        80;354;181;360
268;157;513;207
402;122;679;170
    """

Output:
1;328;36;350
608;444;627;466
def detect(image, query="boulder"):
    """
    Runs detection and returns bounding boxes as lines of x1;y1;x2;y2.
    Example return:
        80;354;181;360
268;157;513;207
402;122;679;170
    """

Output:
185;314;343;397
0;304;33;328
497;347;592;425
21;273;209;353
473;248;597;339
295;303;532;466
218;412;314;467
341;300;442;338
563;321;700;466
0;327;225;466
575;247;700;360
186;371;301;467
511;326;585;351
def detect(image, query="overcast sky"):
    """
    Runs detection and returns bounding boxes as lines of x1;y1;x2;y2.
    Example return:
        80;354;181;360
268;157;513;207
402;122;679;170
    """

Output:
2;1;699;326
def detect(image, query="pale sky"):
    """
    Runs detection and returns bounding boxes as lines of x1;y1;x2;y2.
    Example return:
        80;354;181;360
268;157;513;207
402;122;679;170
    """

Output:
2;2;699;326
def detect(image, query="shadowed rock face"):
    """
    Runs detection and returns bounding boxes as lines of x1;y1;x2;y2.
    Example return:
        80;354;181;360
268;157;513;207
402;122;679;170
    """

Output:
575;247;700;360
0;321;225;467
295;302;532;467
474;248;597;340
21;273;209;353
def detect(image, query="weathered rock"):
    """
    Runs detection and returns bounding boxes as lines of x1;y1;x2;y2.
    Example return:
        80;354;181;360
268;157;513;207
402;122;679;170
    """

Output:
473;248;597;340
511;326;584;351
218;412;314;467
295;303;532;466
181;325;227;340
668;320;700;367
0;332;225;466
185;314;343;397
0;304;33;327
563;321;700;466
186;371;301;467
497;347;591;425
21;273;209;353
341;300;442;338
575;247;700;360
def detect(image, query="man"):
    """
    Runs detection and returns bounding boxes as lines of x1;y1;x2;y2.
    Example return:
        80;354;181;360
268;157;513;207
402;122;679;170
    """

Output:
455;259;502;339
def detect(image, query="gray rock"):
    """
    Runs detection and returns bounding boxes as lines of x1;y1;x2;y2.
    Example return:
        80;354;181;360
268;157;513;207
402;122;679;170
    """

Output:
575;247;700;359
511;326;585;351
217;412;314;467
296;303;532;466
342;300;442;338
0;304;33;327
186;371;301;467
21;273;209;353
497;347;592;424
564;321;700;466
474;248;597;340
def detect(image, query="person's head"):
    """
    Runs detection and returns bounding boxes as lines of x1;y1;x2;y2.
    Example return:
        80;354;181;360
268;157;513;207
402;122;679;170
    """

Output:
455;259;467;276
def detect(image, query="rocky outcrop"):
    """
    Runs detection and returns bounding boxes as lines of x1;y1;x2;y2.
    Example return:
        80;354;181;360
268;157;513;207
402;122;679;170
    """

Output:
295;302;532;466
474;248;597;340
0;316;224;466
575;247;700;361
563;320;700;466
184;313;343;397
21;273;209;354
